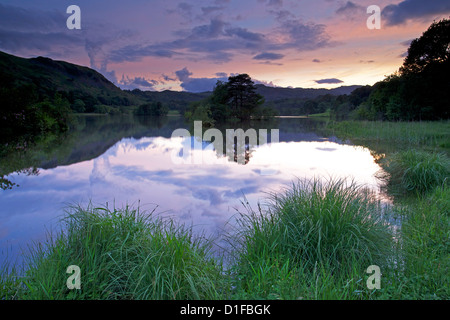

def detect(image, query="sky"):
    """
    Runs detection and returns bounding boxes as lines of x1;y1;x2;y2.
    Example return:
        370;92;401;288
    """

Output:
0;0;449;92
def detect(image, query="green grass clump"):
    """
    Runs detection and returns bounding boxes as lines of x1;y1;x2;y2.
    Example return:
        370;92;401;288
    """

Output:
400;185;449;299
229;178;393;299
1;205;225;300
378;150;449;195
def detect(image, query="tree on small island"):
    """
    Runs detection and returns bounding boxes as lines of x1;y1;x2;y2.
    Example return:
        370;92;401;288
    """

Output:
185;74;276;124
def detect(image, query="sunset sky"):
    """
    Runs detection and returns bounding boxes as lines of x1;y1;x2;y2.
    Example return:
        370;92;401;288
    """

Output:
1;0;449;92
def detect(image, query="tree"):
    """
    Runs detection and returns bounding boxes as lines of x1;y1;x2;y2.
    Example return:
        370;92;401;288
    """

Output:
186;75;268;123
226;74;264;120
72;99;86;113
362;18;450;120
135;101;168;116
209;80;232;121
400;18;450;76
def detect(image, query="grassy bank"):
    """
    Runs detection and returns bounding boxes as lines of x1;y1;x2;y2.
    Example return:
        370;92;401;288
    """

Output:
324;120;449;299
324;120;450;154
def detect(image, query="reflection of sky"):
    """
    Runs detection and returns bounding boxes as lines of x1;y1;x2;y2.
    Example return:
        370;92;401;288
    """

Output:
0;136;385;264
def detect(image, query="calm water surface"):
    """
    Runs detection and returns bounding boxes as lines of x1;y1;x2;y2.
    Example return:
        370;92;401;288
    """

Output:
0;115;388;265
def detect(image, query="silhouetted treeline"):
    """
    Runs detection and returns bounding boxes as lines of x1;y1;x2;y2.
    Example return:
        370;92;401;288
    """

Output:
330;18;450;121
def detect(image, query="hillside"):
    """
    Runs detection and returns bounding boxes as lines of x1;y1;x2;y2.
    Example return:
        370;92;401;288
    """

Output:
0;51;144;111
255;84;361;101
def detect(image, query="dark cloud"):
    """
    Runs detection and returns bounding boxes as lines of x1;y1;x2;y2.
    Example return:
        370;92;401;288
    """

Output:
314;78;344;84
256;61;283;66
190;18;227;38
268;9;295;22
258;0;283;7
268;0;283;7
274;19;332;51
0;4;82;54
253;52;284;60
162;74;177;82
175;67;193;82
312;59;321;63
108;15;331;66
108;18;267;64
382;0;450;25
400;39;414;47
224;27;265;42
108;44;177;63
118;75;159;91
336;1;364;15
175;67;281;92
201;6;224;15
0;4;140;85
175;67;227;92
180;77;224;93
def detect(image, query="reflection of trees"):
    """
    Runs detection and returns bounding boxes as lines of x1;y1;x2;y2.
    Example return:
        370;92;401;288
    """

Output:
199;121;280;165
135;115;169;129
1;168;39;190
0;115;185;190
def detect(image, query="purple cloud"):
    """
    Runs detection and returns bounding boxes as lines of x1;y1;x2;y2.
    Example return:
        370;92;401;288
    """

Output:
253;52;284;60
382;0;450;25
314;78;344;84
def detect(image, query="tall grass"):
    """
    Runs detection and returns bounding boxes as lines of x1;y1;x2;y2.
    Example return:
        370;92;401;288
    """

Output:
400;185;449;299
324;120;450;151
377;150;449;195
1;205;225;300
228;178;393;299
379;184;450;299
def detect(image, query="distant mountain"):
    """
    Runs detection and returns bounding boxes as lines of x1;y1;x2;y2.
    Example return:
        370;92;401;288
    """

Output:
0;50;362;113
254;84;362;101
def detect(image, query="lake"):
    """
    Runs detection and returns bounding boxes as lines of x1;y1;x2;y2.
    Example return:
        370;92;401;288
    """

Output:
0;115;388;266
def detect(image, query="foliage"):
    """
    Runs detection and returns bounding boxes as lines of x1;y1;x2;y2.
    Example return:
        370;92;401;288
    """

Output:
135;101;169;116
357;18;450;121
185;74;269;123
0;84;72;143
400;18;450;75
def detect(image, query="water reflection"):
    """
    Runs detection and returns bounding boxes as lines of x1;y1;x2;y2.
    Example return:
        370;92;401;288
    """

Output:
0;116;387;264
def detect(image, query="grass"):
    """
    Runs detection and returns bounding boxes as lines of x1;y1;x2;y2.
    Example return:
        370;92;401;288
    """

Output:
167;110;181;116
377;150;449;195
308;109;331;118
324;120;450;154
400;185;450;299
377;184;450;299
1;204;225;300
227;178;393;299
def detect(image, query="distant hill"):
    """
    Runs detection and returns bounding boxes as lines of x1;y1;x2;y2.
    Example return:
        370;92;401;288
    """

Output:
254;84;362;102
0;50;362;114
0;51;144;111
